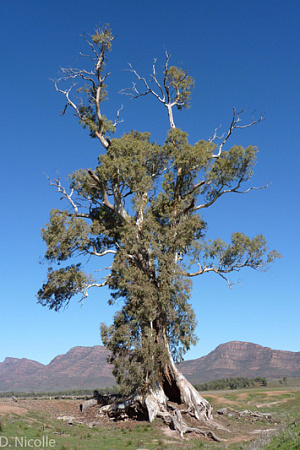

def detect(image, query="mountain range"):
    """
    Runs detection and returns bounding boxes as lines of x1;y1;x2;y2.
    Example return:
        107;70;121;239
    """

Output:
1;341;300;393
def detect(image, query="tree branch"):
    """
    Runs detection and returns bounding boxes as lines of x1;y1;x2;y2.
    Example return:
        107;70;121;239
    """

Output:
52;80;81;118
193;182;270;211
112;176;130;222
120;63;165;104
44;171;91;218
112;104;124;127
86;248;117;258
211;108;264;158
184;264;250;289
87;170;130;223
120;53;177;128
185;180;206;198
52;29;121;150
87;170;114;212
151;58;165;101
80;279;110;306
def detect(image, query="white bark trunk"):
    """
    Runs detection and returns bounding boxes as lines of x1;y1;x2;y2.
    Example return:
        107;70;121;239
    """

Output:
168;358;212;419
167;104;176;128
162;333;212;420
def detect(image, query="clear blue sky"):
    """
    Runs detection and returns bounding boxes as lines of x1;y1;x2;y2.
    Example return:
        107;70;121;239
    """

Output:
1;0;299;365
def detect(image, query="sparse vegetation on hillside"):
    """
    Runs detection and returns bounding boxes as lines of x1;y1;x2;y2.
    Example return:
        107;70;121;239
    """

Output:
0;387;119;399
194;376;267;391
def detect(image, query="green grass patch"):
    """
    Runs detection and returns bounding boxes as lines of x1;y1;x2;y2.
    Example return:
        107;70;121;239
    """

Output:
0;412;182;449
262;420;300;449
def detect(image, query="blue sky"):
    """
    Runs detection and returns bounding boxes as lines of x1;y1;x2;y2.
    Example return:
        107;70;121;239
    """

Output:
1;0;299;366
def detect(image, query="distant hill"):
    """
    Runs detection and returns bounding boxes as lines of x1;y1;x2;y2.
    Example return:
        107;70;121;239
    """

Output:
178;341;300;383
1;341;300;393
0;346;113;393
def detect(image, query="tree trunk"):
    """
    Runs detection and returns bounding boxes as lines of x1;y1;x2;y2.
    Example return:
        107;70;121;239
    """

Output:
97;339;218;439
97;319;218;438
157;326;213;421
162;352;213;421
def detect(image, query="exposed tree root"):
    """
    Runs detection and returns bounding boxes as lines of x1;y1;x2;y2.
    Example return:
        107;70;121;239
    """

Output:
157;403;224;441
79;366;228;441
96;385;226;441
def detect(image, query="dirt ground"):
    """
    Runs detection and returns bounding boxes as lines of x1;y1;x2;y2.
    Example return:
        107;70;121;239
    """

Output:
0;395;281;447
0;403;28;416
0;398;84;420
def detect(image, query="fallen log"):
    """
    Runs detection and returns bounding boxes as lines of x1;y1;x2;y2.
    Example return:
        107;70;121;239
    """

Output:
80;391;122;413
217;408;272;421
80;398;98;413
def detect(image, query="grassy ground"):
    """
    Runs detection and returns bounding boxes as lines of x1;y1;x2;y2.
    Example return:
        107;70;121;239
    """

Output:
0;413;169;450
1;386;300;449
205;386;300;449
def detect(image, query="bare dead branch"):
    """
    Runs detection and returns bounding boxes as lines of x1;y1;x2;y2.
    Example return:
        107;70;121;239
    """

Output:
222;182;271;195
79;51;97;61
61;67;96;78
212;108;264;158
81;33;99;59
44;171;92;218
52;80;82;118
194;182;270;212
208;125;225;143
79;279;110;308
121;63;164;104
163;51;171;103
112;104;124;127
151;58;165;100
184;265;241;288
120;56;176;128
52;31;117;150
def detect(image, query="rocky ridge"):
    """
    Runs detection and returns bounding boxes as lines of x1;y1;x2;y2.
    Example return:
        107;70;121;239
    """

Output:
1;341;300;393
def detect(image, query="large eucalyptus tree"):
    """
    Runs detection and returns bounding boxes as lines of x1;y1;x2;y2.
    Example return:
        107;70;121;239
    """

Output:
38;27;279;435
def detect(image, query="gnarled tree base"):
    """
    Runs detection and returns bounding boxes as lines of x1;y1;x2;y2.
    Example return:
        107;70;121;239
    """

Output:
97;374;226;441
